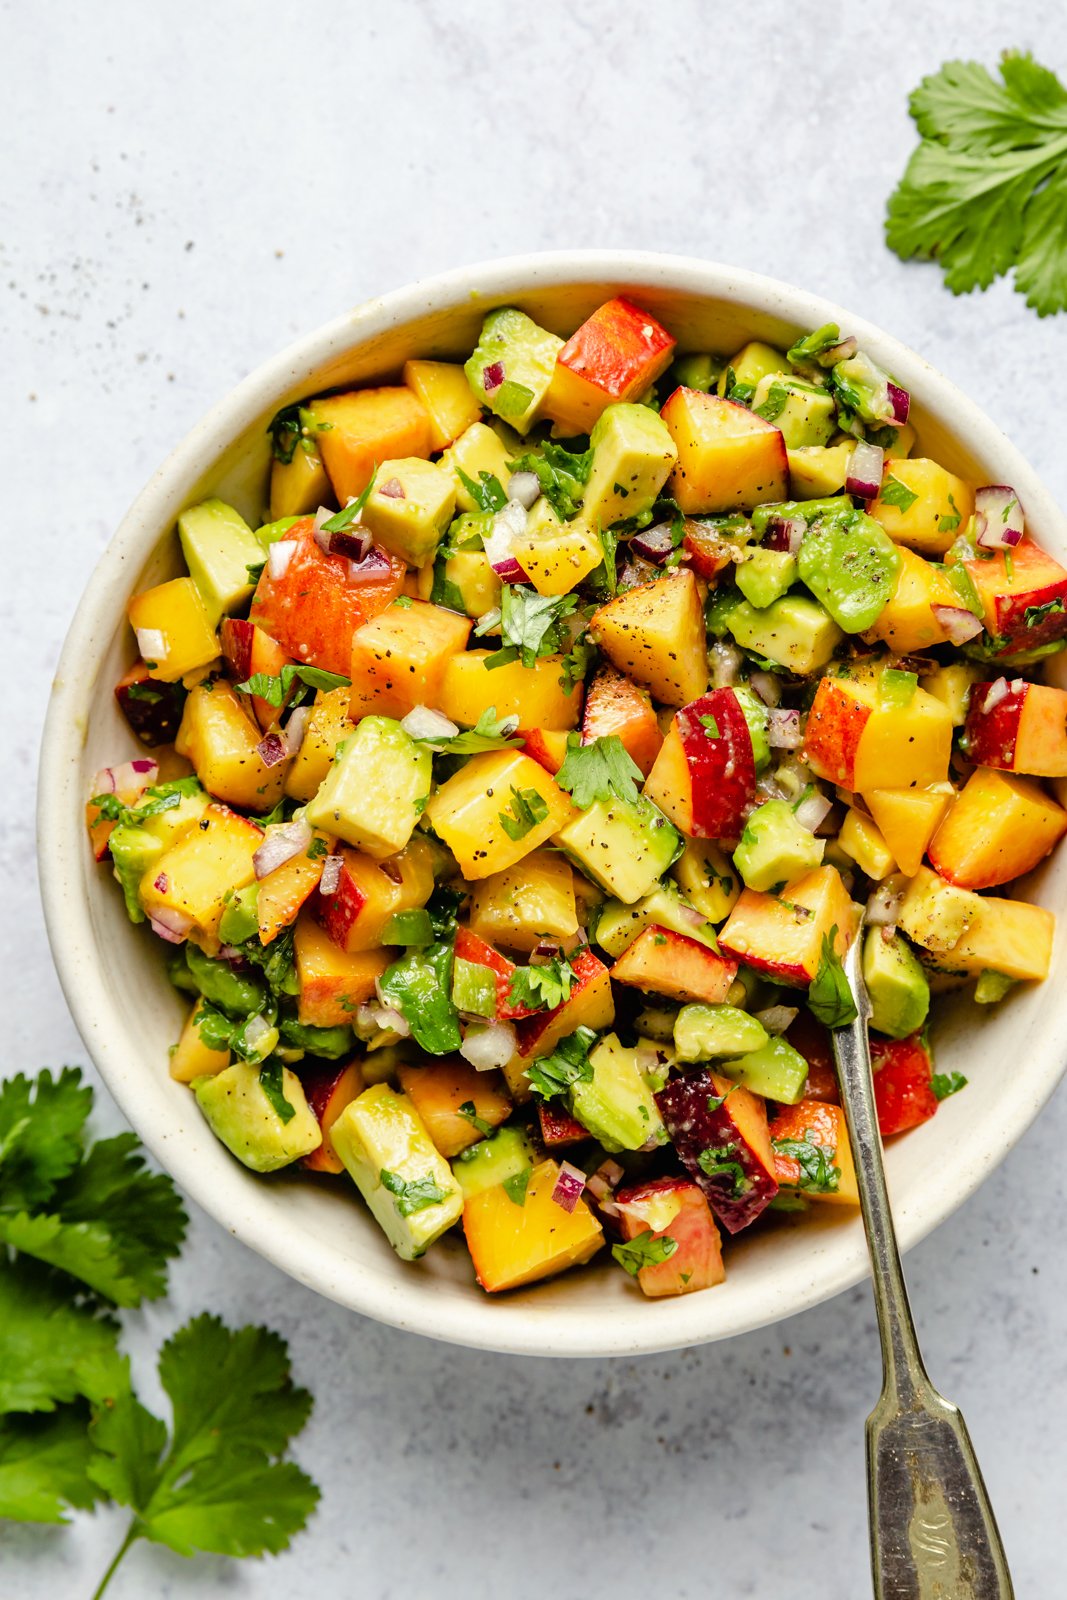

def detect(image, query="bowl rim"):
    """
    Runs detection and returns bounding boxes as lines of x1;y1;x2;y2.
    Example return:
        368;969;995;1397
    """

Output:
38;249;1067;1357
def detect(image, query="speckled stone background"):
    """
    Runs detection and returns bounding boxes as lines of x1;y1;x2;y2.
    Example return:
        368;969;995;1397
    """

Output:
6;1;1067;1595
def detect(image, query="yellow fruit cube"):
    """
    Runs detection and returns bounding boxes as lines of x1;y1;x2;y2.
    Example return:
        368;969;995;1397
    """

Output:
314;386;433;506
869;458;975;558
591;568;707;707
462;1159;604;1292
284;687;353;801
175;681;288;810
128;578;219;683
293;913;391;1026
920;891;1055;982
170;999;230;1083
361;457;456;569
512;501;603;597
438;650;580;730
898;866;983;953
661;389;788;513
468;848;579;951
269;420;331;521
424;750;573;880
672;838;741;923
402;359;482;450
716;341;789;394
396;1060;512;1159
349;600;471;719
861;546;963;654
863;786;954;878
787;442;854;499
140;803;263;951
838;808;896;880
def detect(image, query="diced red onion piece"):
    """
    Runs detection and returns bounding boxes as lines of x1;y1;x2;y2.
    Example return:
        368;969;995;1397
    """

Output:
256;731;289;768
147;903;191;939
380;477;405;500
312;507;333;554
887;382;910;426
762;515;806;554
749;670;781;707
767;707;802;749
709;641;742;689
284;705;310;757
130;757;158;775
358;1001;410;1038
795;790;832;833
243;1013;274;1054
459;1021;517;1072
148;912;188;944
484;499;530;582
530;941;561;965
93;766;118;793
846;441;885;500
253;817;312;880
217;945;244;963
267;540;297;580
974;485;1025;549
346;548;395;585
319;854;343;896
932;605;984;645
982;677;1011;713
867;882;904;926
329;526;372;562
755;1004;799;1036
630;523;675;565
551;1160;587;1214
135;627;166;660
507;470;541;509
401;705;460;743
482;361;505;395
153;872;169;893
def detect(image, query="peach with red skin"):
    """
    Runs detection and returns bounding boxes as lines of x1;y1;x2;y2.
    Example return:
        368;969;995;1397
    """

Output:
963;679;1067;777
611;925;738;1006
220;618;292;731
767;1100;859;1205
114;663;185;746
643;689;756;840
519;728;569;775
538;1102;591;1148
615;1176;725;1297
512;946;613;1060
718;866;856;988
655;1068;779;1234
871;1033;939;1138
953;537;1067;655
784;1012;840;1104
302;1061;364;1174
682;519;734;580
581;664;663;777
804;677;872;789
547;297;676;432
453;927;540;1022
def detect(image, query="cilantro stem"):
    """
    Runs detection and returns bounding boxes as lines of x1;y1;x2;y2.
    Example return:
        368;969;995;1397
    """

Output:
91;1524;140;1600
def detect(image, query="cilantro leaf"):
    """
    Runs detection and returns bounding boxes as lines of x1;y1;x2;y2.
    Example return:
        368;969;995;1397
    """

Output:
524;1027;598;1101
502;1169;531;1207
258;1061;296;1125
485;586;579;670
886;52;1067;315
699;713;720;738
508;441;593;520
0;1133;187;1305
498;785;549;841
931;1071;968;1101
507;958;577;1014
1024;596;1066;628
0;1407;105;1521
411;706;525;755
879;475;919;512
87;1314;318;1561
0;1068;91;1211
772;1130;841;1195
456;1102;494;1137
787;324;844;365
0;1259;126;1415
320;472;378;533
611;1229;679;1277
807;928;859;1030
696;1144;750;1197
556;732;643;810
456;467;507;513
235;664;350;708
379;1169;449;1217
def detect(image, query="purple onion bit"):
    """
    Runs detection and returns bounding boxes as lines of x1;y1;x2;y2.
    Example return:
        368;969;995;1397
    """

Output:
846;440;884;500
629;522;675;565
482;361;505;395
256;731;289;768
974;485;1025;550
932;605;984;645
887;381;910;426
762;514;806;554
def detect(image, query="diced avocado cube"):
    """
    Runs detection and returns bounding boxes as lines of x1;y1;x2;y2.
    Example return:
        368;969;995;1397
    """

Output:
719;1035;810;1104
734;799;824;893
464;309;563;433
674;1003;769;1061
727;592;843;674
862;927;930;1039
786;443;855;500
184;942;267;1017
452;1125;534;1201
752;374;836;449
797;511;901;634
194;1059;322;1172
178;499;265;624
555;796;680;905
360;457;456;569
218;882;260;946
331;1083;463;1259
594;884;717;958
435;549;500;619
899;873;982;954
109;824;164;922
732;684;772;774
736;548;798;610
705;586;745;638
716;341;789;397
569;1033;666;1154
443;423;514;511
669;352;724;394
576;403;677;536
975;969;1016;1004
451;957;498;1019
306;716;431;859
751;497;849;535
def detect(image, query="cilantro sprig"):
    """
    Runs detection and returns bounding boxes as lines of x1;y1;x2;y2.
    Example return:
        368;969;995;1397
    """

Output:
507;957;577;1014
411;707;524;756
886;51;1067;316
807;928;859;1030
498;786;549;841
507;441;593;520
772;1131;841;1195
931;1071;968;1101
525;1027;598;1101
555;733;643;810
611;1230;679;1277
485;586;579;670
235;663;350;709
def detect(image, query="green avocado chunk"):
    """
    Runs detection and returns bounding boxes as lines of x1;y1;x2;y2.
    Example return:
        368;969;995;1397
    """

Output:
736;548;798;610
178;498;264;624
726;593;843;674
797;510;901;633
674;1003;769;1061
464;308;563;432
734;800;824;893
862;926;930;1040
452;1125;534;1201
555;795;680;905
185;943;267;1018
719;1035;810;1104
569;1033;666;1154
194;1059;322;1172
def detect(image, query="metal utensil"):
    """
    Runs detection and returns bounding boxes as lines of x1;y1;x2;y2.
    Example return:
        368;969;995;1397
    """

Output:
831;929;1014;1599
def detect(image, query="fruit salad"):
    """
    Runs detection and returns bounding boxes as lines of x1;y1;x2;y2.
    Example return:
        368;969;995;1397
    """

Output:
87;298;1066;1300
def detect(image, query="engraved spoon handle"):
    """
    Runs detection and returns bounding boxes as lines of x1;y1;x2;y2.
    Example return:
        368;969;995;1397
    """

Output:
831;930;1013;1599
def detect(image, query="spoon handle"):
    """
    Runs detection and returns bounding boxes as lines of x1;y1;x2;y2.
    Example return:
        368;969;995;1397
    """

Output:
831;934;1014;1599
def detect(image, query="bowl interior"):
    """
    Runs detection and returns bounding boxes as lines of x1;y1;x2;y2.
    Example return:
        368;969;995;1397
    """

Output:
40;254;1067;1356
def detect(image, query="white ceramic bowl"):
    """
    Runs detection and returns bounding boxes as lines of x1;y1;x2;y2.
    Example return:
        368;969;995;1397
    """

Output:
39;251;1067;1357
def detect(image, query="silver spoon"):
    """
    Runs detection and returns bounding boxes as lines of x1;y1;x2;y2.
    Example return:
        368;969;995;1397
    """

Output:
830;927;1014;1599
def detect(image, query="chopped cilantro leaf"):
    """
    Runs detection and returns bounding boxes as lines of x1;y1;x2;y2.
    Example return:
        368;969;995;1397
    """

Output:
808;928;858;1030
525;1027;598;1101
485;586;579;670
699;713;720;739
879;475;919;513
258;1060;296;1125
320;473;378;533
697;1144;750;1196
556;732;643;810
507;441;592;520
502;1169;531;1207
772;1130;841;1195
611;1230;679;1276
379;1169;449;1217
931;1071;968;1101
456;467;507;513
235;663;350;709
507;958;577;1013
456;1102;493;1137
411;707;524;756
498;786;549;841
